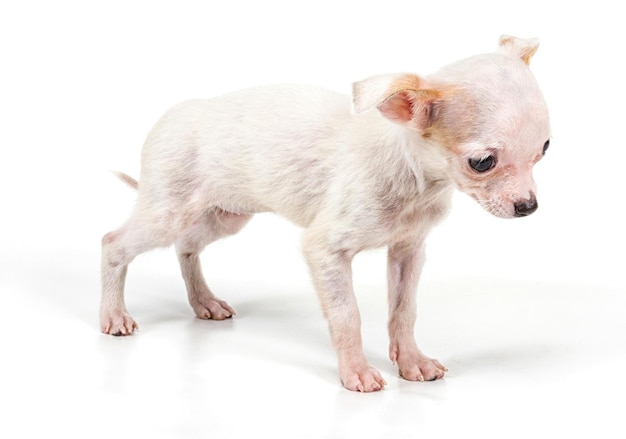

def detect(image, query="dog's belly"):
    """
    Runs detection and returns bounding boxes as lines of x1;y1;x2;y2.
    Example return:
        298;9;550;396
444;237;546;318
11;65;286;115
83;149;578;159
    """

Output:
205;178;329;227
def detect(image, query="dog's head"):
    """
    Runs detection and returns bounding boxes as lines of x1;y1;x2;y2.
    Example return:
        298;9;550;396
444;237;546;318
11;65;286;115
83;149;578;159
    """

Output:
353;35;551;218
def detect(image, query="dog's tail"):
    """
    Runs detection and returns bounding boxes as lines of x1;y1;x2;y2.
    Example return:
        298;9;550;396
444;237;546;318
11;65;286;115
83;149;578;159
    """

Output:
111;171;138;190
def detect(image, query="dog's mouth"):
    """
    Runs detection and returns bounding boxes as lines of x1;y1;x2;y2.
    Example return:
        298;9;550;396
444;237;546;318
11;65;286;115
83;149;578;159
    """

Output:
479;201;514;218
469;194;513;218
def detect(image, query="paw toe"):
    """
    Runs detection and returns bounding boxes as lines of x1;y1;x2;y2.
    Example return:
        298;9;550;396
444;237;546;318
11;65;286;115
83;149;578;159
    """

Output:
399;358;447;382
101;311;138;336
342;368;387;392
193;298;236;321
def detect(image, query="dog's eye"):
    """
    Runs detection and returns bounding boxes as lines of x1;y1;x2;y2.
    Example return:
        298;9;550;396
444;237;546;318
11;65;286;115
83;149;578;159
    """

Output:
542;139;550;155
468;155;495;173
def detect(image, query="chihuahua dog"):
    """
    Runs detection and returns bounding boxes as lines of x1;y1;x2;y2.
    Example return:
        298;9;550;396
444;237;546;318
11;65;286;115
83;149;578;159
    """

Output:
101;35;550;392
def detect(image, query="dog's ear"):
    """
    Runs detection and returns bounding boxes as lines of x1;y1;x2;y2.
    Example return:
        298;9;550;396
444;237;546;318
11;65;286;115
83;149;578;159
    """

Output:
498;35;540;65
352;73;441;131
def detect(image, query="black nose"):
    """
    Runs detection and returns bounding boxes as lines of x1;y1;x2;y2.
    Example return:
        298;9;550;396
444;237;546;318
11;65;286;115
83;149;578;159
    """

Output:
514;195;538;217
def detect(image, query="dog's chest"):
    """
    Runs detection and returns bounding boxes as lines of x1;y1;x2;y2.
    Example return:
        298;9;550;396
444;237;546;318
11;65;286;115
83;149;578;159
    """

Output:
376;177;452;245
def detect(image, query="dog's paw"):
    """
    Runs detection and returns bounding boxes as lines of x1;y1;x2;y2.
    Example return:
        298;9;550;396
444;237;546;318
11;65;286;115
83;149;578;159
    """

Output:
340;366;387;392
101;310;138;336
397;356;447;382
390;345;447;382
399;359;447;382
191;296;236;321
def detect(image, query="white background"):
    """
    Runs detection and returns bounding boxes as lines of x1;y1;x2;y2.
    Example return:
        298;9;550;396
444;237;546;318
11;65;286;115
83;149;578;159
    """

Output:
1;1;624;438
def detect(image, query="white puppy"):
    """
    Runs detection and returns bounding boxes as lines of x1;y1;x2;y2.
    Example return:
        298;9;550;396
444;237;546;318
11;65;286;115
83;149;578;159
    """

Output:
101;35;550;392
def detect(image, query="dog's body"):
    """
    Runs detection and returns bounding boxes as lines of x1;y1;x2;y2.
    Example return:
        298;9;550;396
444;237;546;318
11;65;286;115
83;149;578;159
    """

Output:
101;36;550;392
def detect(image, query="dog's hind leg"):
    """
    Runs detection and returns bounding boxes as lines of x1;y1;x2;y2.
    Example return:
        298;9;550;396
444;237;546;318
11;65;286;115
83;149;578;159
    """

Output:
175;209;253;320
100;208;190;336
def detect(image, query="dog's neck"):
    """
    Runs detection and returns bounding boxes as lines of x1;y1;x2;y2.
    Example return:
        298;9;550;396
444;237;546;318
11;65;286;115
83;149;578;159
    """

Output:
363;122;454;231
389;124;453;193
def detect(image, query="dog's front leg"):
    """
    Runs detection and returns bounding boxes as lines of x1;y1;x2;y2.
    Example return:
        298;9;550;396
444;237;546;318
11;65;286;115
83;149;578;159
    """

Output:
387;241;447;381
304;232;387;392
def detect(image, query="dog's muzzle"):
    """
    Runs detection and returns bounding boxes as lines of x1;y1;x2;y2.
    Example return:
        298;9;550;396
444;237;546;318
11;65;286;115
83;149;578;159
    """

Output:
513;194;538;217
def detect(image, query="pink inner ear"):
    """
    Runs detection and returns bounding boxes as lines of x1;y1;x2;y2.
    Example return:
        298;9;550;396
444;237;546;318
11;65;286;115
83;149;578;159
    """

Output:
378;91;414;123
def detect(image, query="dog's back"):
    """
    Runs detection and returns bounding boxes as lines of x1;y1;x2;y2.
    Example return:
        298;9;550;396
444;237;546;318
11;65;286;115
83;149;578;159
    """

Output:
137;85;354;225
